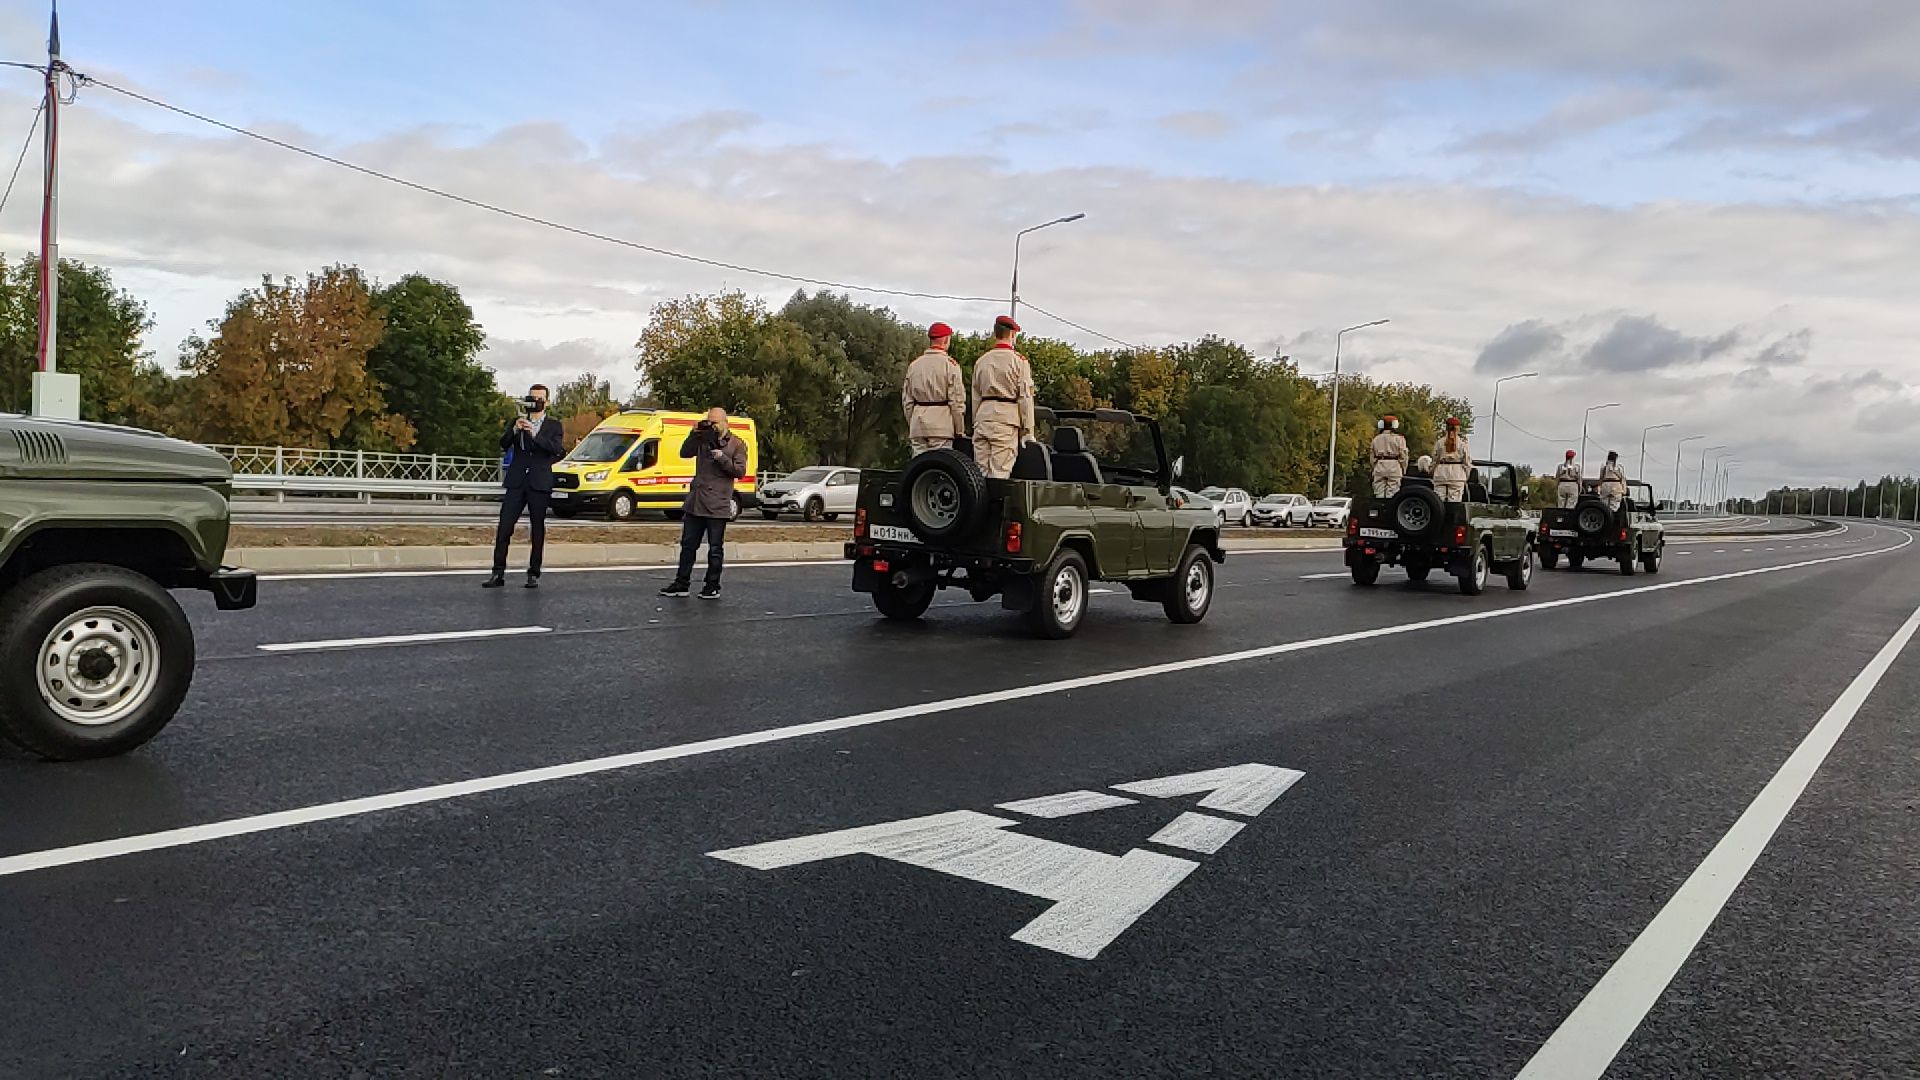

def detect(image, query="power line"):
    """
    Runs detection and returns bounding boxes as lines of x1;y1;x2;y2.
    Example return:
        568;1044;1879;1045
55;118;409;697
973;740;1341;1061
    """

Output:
74;73;1003;305
1017;299;1140;350
1495;415;1576;444
0;100;42;218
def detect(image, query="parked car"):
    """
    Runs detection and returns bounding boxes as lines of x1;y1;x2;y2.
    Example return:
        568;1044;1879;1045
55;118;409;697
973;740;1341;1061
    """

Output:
1251;493;1313;528
1309;497;1353;528
758;465;860;521
1199;486;1253;527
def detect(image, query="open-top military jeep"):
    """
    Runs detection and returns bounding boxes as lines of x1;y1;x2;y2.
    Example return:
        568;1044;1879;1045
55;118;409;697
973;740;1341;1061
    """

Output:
847;408;1224;638
1539;479;1664;575
1344;461;1536;595
1;413;256;760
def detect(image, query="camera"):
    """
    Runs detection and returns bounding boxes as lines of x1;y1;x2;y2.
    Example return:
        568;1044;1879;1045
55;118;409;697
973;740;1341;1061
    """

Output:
513;396;541;418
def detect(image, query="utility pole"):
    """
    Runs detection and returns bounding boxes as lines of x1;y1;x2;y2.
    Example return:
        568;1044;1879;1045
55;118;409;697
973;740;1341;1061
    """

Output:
29;1;77;420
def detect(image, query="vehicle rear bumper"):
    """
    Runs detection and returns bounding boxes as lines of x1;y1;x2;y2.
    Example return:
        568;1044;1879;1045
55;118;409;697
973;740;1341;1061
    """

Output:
1343;537;1470;573
204;566;257;610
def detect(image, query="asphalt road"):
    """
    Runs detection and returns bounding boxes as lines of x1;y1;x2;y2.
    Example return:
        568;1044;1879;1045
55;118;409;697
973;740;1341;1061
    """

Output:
3;520;1916;1077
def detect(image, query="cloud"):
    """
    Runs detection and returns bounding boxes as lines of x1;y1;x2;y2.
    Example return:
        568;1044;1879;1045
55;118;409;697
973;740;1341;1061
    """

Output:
1157;110;1235;139
1475;319;1565;372
1447;87;1665;156
481;338;634;397
1477;314;1808;375
1584;315;1735;372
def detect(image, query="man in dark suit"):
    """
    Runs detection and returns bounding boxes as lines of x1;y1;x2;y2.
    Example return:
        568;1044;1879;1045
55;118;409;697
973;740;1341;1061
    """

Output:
484;384;565;589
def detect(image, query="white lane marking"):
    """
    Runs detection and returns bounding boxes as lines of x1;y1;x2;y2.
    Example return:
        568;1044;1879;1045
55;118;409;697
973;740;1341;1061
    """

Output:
261;559;850;582
1300;571;1351;580
1148;812;1246;854
257;626;552;653
1713;549;1726;553
1090;587;1118;594
1115;763;1307;816
3;533;1907;880
1518;596;1920;1080
996;791;1138;818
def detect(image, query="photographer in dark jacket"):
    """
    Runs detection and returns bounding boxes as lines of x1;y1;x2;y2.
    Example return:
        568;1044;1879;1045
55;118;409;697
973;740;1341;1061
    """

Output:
484;384;565;589
660;406;747;599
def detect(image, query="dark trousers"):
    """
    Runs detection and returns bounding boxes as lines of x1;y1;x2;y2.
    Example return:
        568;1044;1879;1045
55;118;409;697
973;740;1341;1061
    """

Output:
674;514;728;585
492;487;550;574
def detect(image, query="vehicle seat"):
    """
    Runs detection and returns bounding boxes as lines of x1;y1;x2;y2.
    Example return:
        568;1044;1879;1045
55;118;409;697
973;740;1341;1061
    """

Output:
1466;477;1488;501
1050;427;1102;484
1402;476;1434;489
1010;439;1053;481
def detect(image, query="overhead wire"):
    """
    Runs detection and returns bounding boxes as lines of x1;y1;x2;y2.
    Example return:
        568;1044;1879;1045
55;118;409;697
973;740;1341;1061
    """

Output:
0;99;43;218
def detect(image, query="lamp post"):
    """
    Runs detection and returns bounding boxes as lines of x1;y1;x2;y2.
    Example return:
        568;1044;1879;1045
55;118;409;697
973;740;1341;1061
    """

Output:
1710;453;1733;512
1675;435;1703;511
1487;372;1537;461
1008;212;1085;320
1323;318;1390;499
1720;462;1740;513
1638;423;1673;482
1696;445;1727;509
1579;402;1621;474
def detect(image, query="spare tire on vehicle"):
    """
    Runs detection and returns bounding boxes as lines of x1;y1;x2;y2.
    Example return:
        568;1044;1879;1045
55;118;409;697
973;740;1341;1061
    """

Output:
896;448;988;542
1575;502;1610;536
1388;485;1445;541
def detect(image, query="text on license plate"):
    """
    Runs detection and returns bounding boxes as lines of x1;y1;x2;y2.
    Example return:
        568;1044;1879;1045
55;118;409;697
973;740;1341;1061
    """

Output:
1550;529;1577;537
871;525;918;543
1359;527;1395;538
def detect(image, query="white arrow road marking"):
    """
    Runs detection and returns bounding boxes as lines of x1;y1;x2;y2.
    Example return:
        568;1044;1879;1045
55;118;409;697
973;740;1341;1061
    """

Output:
709;811;1199;960
1115;763;1307;816
1148;812;1246;854
996;791;1139;818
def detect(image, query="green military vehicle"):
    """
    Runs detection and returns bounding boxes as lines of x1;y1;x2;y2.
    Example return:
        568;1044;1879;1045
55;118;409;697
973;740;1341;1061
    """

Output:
1539;479;1665;575
1344;461;1536;594
847;408;1223;638
0;414;256;760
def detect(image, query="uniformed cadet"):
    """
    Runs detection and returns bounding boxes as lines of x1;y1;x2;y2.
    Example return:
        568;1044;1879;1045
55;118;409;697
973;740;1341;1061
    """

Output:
1598;451;1628;511
1432;416;1472;501
971;314;1035;479
1555;449;1581;508
1369;414;1409;498
901;321;967;454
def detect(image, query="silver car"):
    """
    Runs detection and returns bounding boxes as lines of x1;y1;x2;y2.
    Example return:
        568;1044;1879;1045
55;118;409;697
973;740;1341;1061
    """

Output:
1251;493;1313;527
757;465;860;521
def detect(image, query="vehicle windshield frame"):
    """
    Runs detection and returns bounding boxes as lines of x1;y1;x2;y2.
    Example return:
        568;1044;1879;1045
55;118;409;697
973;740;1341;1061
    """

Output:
565;431;637;464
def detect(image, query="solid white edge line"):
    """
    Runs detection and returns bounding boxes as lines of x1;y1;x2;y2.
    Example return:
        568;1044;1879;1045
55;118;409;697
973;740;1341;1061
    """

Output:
257;626;553;653
1515;594;1920;1080
1;530;1908;880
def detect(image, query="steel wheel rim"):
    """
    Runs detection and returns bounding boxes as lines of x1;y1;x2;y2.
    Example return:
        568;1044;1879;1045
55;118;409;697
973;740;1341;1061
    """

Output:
1521;550;1533;583
1577;506;1605;533
1474;547;1487;587
36;605;160;726
1184;558;1210;611
912;472;961;530
1052;564;1084;625
1397;500;1430;533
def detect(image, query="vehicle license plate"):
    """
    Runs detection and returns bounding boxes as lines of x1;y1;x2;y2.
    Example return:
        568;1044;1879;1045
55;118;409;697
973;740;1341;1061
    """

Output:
1550;529;1576;538
1359;527;1395;538
871;525;917;543
550;491;569;499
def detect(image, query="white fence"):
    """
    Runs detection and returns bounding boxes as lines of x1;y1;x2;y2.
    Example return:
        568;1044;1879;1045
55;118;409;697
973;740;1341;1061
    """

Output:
213;445;501;500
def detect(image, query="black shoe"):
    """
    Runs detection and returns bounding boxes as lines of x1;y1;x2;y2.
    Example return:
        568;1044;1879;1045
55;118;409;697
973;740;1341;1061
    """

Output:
524;573;541;589
659;581;690;597
481;573;506;589
699;583;722;600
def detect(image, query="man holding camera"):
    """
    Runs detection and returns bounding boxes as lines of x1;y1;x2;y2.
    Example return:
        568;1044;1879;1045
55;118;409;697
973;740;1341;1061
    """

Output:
660;406;747;599
484;384;564;589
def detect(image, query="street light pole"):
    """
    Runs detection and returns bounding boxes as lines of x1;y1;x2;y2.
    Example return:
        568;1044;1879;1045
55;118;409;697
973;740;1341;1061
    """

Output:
1697;445;1726;509
1487;372;1537;461
1638;422;1673;482
1675;435;1702;510
1008;212;1085;320
1579;402;1621;474
1323;318;1389;499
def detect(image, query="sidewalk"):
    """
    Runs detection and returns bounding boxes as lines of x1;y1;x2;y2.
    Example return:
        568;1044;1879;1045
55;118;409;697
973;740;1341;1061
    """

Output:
230;534;1341;573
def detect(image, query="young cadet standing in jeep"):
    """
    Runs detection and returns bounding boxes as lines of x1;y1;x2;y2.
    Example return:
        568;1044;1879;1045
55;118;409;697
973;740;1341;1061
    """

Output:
1432;416;1472;501
1556;449;1582;507
1370;415;1408;497
972;315;1035;479
1598;451;1628;510
901;321;967;454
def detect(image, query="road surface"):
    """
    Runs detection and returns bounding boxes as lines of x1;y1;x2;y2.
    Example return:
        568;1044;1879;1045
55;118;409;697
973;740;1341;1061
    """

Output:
3;521;1914;1077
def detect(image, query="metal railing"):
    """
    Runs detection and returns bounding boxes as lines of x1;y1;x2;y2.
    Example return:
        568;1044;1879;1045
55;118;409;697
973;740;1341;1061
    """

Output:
212;445;501;501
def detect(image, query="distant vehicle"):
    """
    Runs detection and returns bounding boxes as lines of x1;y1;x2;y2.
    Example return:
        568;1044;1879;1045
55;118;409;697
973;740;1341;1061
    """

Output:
1199;486;1253;527
1251;493;1313;528
758;465;860;521
550;410;760;521
1344;463;1534;594
1539;479;1665;574
1309;497;1353;528
0;413;256;759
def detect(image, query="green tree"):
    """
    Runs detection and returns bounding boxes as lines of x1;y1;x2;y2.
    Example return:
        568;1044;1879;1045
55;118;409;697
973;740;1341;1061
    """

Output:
780;290;921;465
0;255;155;424
365;274;495;456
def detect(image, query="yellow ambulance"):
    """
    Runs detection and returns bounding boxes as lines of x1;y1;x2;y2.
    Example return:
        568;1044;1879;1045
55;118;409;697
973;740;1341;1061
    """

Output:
549;410;761;521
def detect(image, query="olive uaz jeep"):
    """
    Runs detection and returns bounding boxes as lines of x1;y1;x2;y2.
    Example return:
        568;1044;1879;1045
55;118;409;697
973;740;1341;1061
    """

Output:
1539;479;1665;575
1343;461;1536;595
847;409;1224;638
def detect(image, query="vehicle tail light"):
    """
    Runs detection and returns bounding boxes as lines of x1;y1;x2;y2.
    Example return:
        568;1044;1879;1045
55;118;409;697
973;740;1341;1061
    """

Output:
1454;525;1468;546
1619;528;1628;541
1346;515;1359;537
1005;521;1023;554
855;507;868;538
1539;520;1549;534
872;559;890;573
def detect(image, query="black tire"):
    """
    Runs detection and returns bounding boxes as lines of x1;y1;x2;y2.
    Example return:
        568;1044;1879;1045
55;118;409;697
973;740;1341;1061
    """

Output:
897;449;988;543
1567;552;1585;571
1161;545;1214;624
0;564;195;761
824;513;840;522
607;489;637;522
1458;541;1488;596
1504;547;1534;591
872;579;936;621
1642;544;1662;575
1405;563;1431;582
760;510;780;520
1619;552;1637;576
1389;486;1446;541
804;497;825;523
1575;503;1610;536
1351;559;1381;586
664;508;684;522
1026;549;1089;639
1541;549;1560;570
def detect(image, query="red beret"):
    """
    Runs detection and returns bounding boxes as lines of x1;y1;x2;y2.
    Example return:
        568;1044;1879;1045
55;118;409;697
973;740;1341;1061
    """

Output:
994;314;1021;332
1565;449;1576;457
928;322;953;339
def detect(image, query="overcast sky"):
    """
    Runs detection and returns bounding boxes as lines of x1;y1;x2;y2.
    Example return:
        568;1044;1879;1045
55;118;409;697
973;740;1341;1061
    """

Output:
2;0;1916;494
